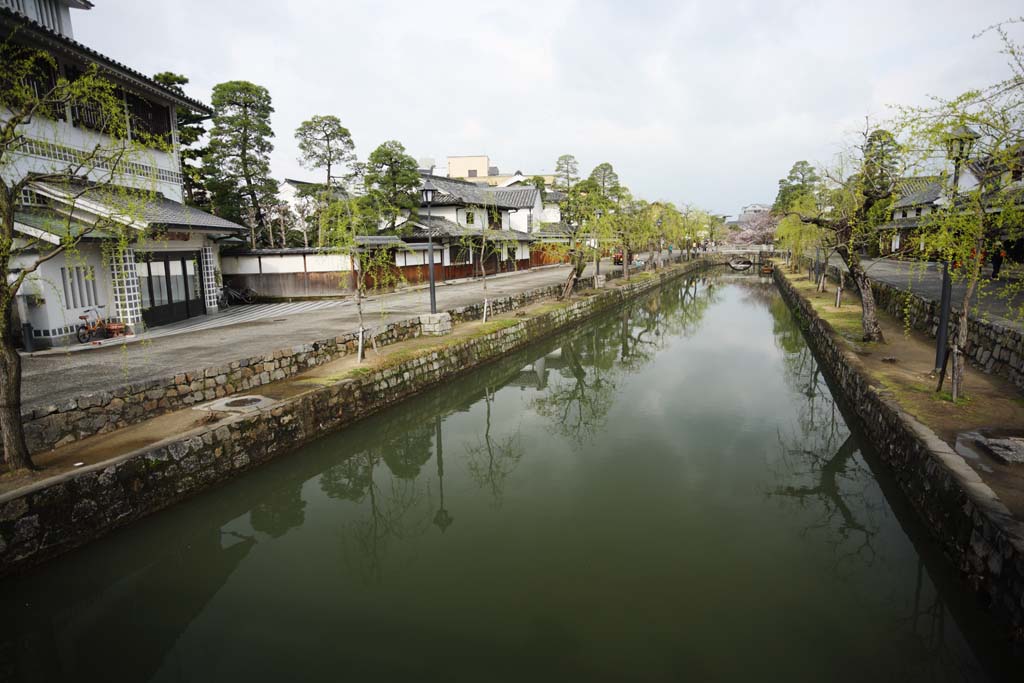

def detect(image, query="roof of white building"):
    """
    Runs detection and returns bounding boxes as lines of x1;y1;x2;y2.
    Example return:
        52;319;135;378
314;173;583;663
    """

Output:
30;180;247;233
420;175;538;210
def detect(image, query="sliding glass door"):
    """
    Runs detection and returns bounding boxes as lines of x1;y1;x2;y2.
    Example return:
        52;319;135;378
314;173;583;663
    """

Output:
136;251;207;327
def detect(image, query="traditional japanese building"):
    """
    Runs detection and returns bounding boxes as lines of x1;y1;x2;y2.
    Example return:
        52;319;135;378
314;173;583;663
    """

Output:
2;1;246;347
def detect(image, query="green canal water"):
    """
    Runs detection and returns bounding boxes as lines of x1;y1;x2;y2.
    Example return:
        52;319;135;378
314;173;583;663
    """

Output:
1;273;1018;682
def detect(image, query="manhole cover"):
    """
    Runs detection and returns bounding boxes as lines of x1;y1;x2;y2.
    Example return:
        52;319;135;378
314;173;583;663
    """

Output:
225;397;261;408
194;394;275;414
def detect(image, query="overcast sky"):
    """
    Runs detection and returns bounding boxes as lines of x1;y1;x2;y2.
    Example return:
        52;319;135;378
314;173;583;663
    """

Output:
76;0;1019;217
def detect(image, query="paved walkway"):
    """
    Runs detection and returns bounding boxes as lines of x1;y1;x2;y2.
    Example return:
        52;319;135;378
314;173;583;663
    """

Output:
827;255;1024;332
22;262;624;408
32;300;351;354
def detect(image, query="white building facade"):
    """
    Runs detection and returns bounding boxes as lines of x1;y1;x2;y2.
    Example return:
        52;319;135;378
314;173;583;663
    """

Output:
2;2;245;347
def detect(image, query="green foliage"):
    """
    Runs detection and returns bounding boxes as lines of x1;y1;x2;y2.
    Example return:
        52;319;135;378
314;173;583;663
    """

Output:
554;154;579;190
153;71;209;209
773;160;820;212
529;175;546;192
588;162;620;199
363;140;420;232
204;80;278;239
775;193;823;261
295;114;355;190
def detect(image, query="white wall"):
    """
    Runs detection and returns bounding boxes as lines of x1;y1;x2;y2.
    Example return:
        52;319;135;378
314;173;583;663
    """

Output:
0;97;182;202
15;241;110;338
221;252;353;276
542;201;561;224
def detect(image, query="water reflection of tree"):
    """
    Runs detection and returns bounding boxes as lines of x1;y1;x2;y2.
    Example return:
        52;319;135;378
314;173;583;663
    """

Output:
320;434;432;583
532;277;718;448
767;295;990;682
250;482;306;538
769;297;881;567
532;334;618;445
465;386;523;506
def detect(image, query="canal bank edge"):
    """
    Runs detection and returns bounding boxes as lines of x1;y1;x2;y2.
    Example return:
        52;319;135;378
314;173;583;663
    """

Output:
774;267;1024;637
21;260;673;456
0;257;717;576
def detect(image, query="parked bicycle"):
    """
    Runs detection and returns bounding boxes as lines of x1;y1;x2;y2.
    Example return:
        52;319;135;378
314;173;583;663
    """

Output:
76;305;110;343
217;284;257;308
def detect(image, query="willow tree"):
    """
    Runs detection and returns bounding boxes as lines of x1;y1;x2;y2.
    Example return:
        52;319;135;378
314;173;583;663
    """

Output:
1;43;161;469
320;197;403;362
898;19;1024;399
784;126;903;342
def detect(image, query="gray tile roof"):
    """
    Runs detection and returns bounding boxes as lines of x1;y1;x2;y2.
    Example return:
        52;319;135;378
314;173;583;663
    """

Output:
492;187;539;209
892;177;942;209
31;181;247;234
0;7;211;114
419;175;538;210
406;216;535;241
14;207;117;241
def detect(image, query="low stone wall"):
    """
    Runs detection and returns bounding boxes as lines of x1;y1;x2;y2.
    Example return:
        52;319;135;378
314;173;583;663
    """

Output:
19;256;690;457
1;259;713;575
806;258;1024;390
775;268;1024;634
22;318;421;455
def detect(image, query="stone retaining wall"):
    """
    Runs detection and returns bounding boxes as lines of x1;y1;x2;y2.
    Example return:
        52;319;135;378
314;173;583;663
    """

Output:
19;256;690;457
806;258;1024;390
0;259;712;576
775;268;1024;635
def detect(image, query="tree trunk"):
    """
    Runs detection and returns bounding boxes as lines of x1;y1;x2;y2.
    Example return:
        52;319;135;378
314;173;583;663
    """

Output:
952;248;983;399
836;245;884;342
0;323;34;470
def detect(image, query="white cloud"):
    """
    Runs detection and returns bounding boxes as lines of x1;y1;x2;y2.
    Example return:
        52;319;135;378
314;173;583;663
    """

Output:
75;0;1022;215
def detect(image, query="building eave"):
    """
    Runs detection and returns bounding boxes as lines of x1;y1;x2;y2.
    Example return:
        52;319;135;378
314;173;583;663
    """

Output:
0;7;212;114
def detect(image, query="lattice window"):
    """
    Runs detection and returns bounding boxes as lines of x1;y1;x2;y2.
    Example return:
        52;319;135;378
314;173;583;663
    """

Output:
201;246;219;311
19;137;183;184
110;249;142;326
18;188;44;206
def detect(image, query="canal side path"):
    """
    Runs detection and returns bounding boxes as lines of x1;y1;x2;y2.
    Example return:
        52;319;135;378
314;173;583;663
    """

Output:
21;260;623;409
826;255;1024;333
778;266;1024;523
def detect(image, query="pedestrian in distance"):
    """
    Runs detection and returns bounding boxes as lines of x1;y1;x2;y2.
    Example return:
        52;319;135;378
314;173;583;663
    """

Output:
992;244;1004;280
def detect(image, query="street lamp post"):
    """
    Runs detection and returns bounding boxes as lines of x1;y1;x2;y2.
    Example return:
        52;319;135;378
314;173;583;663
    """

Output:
594;209;604;275
934;126;979;382
656;217;663;268
421;179;438;314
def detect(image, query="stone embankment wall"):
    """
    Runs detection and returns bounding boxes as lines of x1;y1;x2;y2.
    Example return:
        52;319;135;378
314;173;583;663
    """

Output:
0;258;713;575
20;259;669;456
810;259;1024;390
775;268;1024;634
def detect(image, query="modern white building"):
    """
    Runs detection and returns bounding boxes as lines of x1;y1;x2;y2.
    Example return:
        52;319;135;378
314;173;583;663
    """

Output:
2;1;245;347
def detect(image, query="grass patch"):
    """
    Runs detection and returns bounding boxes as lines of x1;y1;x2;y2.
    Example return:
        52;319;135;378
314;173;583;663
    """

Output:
472;318;520;337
